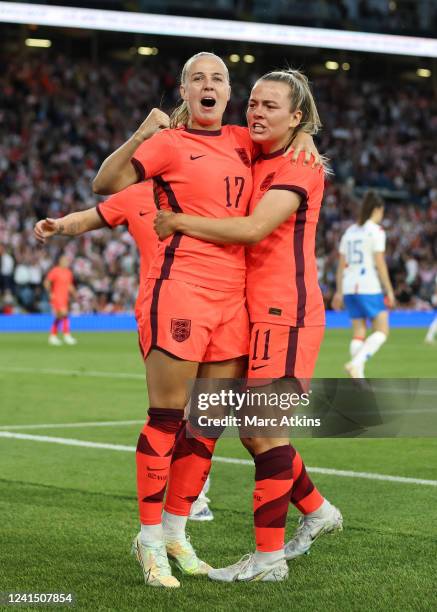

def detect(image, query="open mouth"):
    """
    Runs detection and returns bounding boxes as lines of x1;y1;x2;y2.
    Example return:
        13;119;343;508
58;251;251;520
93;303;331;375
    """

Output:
251;122;266;133
201;97;216;108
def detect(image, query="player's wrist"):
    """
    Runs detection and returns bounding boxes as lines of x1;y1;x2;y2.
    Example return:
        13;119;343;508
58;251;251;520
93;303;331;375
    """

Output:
130;131;146;147
172;213;185;232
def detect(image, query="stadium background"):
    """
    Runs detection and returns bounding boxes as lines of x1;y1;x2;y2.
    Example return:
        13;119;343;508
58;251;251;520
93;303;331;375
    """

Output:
0;0;436;323
1;2;437;611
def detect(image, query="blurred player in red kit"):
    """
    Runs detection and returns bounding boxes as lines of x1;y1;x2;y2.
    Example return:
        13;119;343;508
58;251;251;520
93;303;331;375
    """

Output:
44;255;77;346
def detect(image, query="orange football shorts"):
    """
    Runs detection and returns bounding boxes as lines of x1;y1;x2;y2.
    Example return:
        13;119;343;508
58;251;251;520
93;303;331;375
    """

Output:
247;323;324;382
138;278;249;362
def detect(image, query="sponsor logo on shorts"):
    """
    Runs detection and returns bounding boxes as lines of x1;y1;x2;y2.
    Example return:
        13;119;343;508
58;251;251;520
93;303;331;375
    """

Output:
260;172;276;191
190;154;206;160
171;318;191;342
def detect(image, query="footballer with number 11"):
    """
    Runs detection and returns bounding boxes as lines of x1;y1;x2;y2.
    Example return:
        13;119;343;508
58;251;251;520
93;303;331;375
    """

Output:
155;68;343;584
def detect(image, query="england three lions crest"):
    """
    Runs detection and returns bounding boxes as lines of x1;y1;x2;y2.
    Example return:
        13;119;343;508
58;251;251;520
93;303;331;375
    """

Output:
171;318;191;342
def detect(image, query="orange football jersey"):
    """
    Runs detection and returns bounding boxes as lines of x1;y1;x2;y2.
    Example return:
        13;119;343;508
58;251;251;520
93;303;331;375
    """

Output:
97;181;157;320
246;151;325;327
46;266;73;304
132;126;254;291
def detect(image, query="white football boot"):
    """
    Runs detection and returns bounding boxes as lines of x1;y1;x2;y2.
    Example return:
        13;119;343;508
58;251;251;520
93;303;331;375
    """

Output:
208;553;288;583
48;335;62;346
63;334;77;345
189;487;214;521
285;505;343;560
132;533;180;588
165;536;212;576
189;502;214;521
345;361;364;379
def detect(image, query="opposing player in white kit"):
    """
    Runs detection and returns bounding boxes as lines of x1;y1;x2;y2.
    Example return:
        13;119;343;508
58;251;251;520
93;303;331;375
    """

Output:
333;191;395;378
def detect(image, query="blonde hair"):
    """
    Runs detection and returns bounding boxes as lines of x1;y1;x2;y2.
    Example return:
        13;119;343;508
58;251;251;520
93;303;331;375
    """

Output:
170;52;230;128
257;69;321;140
257;68;331;172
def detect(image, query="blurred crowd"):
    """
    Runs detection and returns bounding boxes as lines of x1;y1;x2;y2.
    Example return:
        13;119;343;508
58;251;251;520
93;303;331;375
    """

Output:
0;54;436;314
140;0;437;36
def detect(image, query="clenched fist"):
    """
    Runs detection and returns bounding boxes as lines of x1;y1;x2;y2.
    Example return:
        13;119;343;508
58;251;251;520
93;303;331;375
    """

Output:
154;210;178;240
134;108;170;143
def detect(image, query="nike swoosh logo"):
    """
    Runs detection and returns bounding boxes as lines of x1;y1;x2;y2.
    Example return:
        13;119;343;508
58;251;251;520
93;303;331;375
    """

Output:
190;154;206;160
250;364;268;371
139;211;148;216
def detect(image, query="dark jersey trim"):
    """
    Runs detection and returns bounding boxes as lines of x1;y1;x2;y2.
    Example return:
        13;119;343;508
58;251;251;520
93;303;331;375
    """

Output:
294;199;308;326
96;204;113;228
131;158;146;182
149;233;183;347
268;185;309;202
161;233;183;278
185;128;222;136
285;326;299;377
260;147;287;160
150;278;163;347
267;184;309;325
154;175;183;213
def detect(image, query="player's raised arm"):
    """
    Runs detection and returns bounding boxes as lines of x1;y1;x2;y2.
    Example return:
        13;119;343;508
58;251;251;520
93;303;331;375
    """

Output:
34;208;104;244
154;189;302;245
92;108;170;195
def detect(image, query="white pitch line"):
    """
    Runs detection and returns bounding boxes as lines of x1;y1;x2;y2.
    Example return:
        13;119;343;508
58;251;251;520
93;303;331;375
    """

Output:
0;431;436;487
0;366;145;380
0;366;436;399
0;420;144;431
0;431;136;453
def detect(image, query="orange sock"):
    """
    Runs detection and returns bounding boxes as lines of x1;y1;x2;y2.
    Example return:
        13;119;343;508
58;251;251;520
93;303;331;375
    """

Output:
50;319;60;335
254;445;294;552
289;448;324;514
164;422;217;516
136;407;184;525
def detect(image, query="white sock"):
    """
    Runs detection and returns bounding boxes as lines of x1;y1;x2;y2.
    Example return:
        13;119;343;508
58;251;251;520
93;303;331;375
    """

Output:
202;475;210;495
140;522;163;544
307;498;332;519
253;549;284;566
162;511;188;541
351;331;387;366
426;317;437;341
350;338;364;358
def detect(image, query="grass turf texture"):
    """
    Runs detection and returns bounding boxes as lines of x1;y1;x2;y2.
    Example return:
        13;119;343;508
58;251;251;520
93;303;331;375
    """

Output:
1;329;436;611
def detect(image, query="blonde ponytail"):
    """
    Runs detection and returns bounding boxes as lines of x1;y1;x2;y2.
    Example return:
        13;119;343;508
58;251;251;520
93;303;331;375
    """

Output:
170;101;190;128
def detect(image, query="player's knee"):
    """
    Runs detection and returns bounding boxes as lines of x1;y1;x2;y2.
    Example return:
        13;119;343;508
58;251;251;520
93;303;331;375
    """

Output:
372;330;388;344
148;390;189;410
240;437;277;456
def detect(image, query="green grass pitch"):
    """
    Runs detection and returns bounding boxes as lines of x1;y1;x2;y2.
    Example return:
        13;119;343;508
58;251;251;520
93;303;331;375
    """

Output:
0;329;436;611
